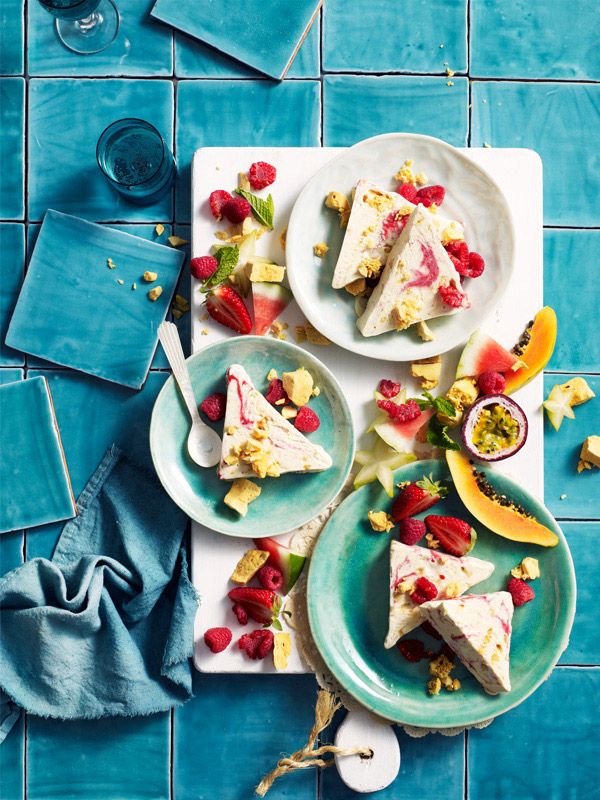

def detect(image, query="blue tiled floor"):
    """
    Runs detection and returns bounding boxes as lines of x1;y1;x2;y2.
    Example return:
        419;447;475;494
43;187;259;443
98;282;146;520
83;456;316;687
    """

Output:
2;2;600;798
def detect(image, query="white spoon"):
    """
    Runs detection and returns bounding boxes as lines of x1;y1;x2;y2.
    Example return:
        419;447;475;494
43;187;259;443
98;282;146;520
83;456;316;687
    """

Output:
157;322;222;468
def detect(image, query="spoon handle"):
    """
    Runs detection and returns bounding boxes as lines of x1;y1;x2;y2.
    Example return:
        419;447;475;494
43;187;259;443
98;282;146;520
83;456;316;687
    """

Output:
158;322;205;427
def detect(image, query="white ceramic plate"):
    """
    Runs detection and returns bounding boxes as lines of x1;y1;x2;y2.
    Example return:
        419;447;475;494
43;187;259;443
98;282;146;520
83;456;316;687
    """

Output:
286;133;515;362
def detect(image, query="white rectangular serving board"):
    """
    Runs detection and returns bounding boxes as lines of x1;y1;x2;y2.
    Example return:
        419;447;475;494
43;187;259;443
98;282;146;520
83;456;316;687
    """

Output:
190;147;543;674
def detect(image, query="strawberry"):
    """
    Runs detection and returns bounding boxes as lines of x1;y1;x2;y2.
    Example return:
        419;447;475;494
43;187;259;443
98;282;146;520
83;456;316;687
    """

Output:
227;587;280;625
424;515;477;557
391;475;448;522
205;285;252;334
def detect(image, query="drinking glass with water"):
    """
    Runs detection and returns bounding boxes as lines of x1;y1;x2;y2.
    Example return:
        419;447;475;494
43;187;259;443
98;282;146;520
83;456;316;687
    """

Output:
37;0;120;54
96;119;176;206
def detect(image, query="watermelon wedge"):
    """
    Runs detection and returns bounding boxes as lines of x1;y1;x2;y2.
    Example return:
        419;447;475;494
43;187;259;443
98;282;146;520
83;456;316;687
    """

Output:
456;331;523;379
253;537;306;594
251;282;292;335
374;407;434;451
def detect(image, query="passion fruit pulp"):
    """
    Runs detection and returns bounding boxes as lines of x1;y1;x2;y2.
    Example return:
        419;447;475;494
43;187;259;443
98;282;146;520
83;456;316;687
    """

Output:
461;394;528;462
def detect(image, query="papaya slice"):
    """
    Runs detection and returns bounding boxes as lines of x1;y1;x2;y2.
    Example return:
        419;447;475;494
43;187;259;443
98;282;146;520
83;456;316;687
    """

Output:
504;307;557;395
446;450;559;547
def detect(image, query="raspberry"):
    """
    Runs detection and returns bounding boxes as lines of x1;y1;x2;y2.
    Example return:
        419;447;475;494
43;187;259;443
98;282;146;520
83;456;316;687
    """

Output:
478;371;506;395
398;518;426;546
378;379;401;398
209;190;232;220
238;629;274;660
398;639;427;662
258;565;284;592
223;195;251;224
248;161;277;190
200;391;226;422
438;281;468;308
376;398;421;423
420;621;442;640
232;603;248;625
265;379;288;405
416;185;445;207
294;406;320;433
190;255;218;281
465;251;485;278
204;627;232;653
410;577;438;605
396;183;418;203
444;240;470;275
507;577;535;607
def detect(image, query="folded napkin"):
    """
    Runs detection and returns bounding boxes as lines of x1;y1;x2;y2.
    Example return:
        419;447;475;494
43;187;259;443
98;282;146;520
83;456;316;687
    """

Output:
0;447;197;741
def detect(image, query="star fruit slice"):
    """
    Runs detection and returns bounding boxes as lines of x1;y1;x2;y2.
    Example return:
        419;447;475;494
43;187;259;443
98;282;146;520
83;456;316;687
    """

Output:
354;438;416;497
543;384;576;431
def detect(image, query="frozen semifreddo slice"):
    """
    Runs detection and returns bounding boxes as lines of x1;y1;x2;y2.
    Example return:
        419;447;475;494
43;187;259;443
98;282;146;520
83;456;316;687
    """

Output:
331;180;464;290
421;592;514;695
219;365;332;480
357;204;469;338
385;541;494;649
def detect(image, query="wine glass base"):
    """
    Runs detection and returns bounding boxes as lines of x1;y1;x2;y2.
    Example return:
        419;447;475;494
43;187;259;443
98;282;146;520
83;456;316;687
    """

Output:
55;0;120;54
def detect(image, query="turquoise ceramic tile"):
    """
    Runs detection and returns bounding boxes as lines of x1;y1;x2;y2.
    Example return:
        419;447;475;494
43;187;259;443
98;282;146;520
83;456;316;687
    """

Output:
559;523;600;665
0;714;24;800
471;0;600;79
0;370;24;578
323;0;467;74
544;230;600;372
28;78;174;222
151;0;320;79
469;668;600;800
25;370;168;561
322;720;463;799
323;75;468;147
471;82;600;226
0;376;75;534
544;374;600;520
175;17;320;78
174;673;317;800
0;224;25;366
0;78;25;220
175;80;320;221
27;713;169;800
28;0;172;76
0;0;24;74
7;211;184;388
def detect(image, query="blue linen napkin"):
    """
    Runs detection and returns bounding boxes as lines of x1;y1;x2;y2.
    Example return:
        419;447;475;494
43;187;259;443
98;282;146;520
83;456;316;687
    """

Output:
0;446;198;741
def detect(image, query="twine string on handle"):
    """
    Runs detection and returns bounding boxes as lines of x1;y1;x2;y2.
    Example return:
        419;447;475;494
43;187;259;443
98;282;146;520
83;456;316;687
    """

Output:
255;690;373;797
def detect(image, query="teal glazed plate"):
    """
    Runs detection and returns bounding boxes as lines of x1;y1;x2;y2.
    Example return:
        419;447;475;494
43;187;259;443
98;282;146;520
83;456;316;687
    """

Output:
149;336;354;537
307;459;576;728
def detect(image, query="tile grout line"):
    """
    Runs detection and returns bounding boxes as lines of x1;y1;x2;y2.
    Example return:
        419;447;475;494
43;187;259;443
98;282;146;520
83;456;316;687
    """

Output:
23;2;30;794
464;729;469;800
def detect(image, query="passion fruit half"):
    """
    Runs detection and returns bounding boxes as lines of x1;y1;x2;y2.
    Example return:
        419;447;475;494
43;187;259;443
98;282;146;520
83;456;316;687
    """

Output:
461;394;527;462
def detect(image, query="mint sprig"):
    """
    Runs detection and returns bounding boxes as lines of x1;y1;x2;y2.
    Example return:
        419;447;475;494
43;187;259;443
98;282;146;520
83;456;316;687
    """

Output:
202;245;239;290
413;391;456;419
426;415;460;451
235;188;274;230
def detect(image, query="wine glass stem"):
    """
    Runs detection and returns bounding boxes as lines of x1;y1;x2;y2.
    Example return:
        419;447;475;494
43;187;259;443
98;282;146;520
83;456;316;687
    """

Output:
76;11;101;33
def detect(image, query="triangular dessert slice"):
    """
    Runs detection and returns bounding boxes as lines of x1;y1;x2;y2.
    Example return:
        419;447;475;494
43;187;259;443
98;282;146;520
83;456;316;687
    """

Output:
358;204;468;337
385;541;494;648
331;181;464;289
421;592;513;694
218;365;332;480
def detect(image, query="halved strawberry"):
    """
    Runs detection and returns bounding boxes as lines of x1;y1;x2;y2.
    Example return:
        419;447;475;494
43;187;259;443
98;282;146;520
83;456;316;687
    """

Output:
391;475;448;522
227;587;280;625
424;515;477;557
205;285;252;334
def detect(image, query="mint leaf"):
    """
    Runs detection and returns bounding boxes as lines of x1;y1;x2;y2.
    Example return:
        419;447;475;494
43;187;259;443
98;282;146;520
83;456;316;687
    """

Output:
235;189;274;230
433;396;456;418
426;416;460;451
202;245;239;290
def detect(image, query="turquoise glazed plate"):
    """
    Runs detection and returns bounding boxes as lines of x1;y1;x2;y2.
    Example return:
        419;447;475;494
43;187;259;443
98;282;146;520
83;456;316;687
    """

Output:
307;459;576;728
286;132;515;362
149;336;354;537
